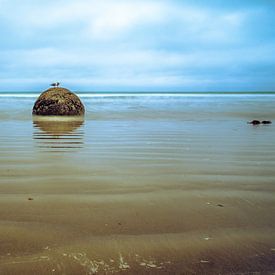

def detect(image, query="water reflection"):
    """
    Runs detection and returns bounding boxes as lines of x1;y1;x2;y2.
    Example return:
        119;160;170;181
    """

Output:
33;116;84;152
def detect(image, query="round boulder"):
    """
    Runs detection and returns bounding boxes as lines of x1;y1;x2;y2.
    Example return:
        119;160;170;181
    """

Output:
32;87;85;116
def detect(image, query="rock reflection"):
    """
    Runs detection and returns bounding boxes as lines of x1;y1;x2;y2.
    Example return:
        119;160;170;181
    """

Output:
33;116;84;152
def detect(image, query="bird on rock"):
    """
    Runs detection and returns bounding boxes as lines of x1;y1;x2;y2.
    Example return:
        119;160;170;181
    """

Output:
50;82;60;88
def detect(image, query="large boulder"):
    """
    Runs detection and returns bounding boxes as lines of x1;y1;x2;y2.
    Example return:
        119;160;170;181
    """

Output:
32;87;85;116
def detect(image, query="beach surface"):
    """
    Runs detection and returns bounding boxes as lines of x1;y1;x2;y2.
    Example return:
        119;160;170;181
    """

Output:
0;93;275;274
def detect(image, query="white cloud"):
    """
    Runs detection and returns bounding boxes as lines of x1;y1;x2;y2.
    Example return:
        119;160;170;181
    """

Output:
0;0;253;47
2;0;248;42
87;2;164;38
2;0;165;40
163;4;251;44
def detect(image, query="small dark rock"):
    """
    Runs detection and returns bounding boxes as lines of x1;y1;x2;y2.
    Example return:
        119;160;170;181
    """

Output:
262;120;272;124
32;87;85;116
28;198;34;201
217;204;224;207
248;120;261;125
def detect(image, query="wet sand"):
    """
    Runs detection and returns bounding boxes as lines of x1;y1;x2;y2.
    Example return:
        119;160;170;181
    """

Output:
0;190;275;274
0;94;275;274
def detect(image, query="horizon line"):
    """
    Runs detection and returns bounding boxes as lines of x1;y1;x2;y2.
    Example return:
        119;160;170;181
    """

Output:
0;90;275;94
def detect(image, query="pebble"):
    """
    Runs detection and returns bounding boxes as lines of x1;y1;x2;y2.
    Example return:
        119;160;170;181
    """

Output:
262;120;272;124
248;120;260;125
248;120;272;125
200;260;210;263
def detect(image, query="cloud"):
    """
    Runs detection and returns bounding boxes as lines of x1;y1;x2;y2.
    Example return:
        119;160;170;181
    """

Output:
3;41;274;74
0;0;275;91
1;0;250;43
1;0;165;41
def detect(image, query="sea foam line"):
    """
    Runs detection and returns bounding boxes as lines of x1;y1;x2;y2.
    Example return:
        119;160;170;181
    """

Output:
0;93;275;98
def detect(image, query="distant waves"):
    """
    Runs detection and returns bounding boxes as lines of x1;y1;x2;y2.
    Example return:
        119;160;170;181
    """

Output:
1;92;275;98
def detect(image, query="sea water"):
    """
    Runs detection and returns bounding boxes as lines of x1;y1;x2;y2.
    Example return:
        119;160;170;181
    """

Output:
0;92;275;274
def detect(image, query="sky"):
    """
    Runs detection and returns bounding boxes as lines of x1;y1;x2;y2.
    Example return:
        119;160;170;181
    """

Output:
0;0;275;92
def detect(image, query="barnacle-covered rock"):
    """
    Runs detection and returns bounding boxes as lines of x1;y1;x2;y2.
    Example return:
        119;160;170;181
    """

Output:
32;87;85;116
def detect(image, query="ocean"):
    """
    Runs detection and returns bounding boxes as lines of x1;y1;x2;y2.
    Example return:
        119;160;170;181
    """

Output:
0;92;275;274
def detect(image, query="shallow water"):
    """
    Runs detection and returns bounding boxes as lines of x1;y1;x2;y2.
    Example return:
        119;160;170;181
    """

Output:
0;93;275;274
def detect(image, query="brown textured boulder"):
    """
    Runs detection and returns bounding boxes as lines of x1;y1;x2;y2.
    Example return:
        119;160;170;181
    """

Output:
32;87;85;116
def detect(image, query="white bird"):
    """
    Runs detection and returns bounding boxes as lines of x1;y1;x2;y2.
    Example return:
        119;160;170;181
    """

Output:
50;82;60;88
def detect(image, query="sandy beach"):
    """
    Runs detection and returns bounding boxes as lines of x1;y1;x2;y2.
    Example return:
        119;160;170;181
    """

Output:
0;94;275;274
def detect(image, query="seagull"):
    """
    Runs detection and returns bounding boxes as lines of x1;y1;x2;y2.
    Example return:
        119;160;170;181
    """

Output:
50;82;60;88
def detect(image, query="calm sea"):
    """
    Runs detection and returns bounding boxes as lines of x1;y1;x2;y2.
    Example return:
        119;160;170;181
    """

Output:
1;91;275;121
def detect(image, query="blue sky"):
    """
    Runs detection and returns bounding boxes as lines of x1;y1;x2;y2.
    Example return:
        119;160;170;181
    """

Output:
0;0;275;92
